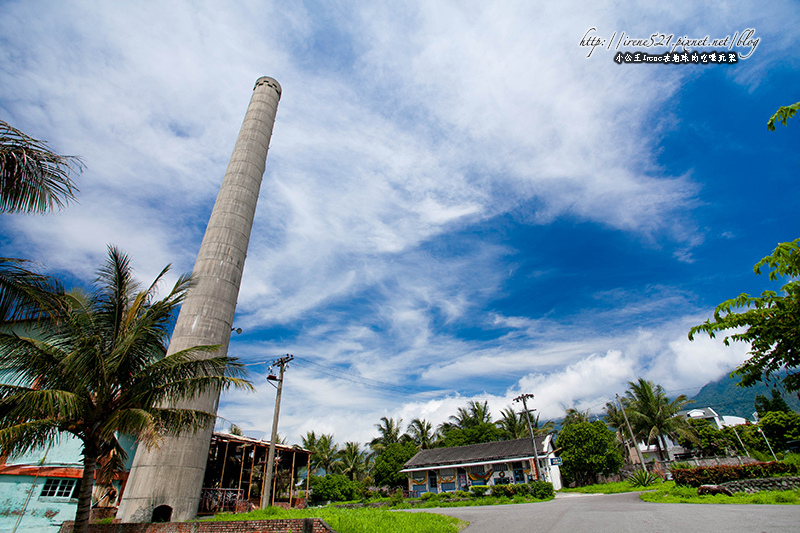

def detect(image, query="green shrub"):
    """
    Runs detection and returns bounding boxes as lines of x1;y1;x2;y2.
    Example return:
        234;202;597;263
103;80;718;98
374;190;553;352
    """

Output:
420;492;439;500
470;485;489;497
528;480;555;499
490;484;515;497
511;483;530;496
309;473;362;503
672;462;800;487
390;489;404;505
627;469;660;487
454;490;471;498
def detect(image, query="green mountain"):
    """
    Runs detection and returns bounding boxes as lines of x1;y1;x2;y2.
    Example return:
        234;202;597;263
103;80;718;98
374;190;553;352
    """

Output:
689;373;800;421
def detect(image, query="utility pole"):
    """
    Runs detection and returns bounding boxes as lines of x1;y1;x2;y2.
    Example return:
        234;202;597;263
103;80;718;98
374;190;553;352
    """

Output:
514;393;540;481
617;394;647;472
261;354;293;508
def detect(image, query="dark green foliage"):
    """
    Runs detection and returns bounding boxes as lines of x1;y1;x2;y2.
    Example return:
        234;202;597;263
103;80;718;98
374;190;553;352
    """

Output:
390;489;404;505
755;389;793;417
527;480;555;499
678;419;736;457
438;422;503;448
372;442;418;488
689;239;800;398
691;373;800;419
309;473;363;503
490;484;515;497
557;421;623;486
419;491;438;500
672;462;800;487
627;469;659;487
759;411;800;451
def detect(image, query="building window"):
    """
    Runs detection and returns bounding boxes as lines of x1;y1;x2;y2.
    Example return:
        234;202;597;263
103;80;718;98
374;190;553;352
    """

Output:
469;466;484;475
494;463;507;472
40;478;78;499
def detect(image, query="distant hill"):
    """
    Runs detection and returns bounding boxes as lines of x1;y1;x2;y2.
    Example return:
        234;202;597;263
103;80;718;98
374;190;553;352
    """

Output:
689;372;800;421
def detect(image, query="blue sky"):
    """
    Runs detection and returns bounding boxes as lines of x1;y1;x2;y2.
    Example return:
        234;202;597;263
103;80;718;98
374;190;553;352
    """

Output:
1;1;798;445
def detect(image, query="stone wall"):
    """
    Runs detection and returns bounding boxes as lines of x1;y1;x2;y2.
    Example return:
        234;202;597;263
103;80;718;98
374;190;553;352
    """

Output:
58;518;335;533
721;476;800;494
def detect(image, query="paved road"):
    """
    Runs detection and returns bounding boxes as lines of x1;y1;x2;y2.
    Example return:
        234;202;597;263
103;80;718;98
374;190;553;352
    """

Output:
407;492;800;533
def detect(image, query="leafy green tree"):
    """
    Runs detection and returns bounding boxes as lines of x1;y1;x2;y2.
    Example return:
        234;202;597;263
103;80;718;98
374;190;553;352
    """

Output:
406;418;436;449
754;389;792;418
556;421;623;486
689;239;800;398
372;441;418;488
0;247;252;533
308;473;362;503
678;419;735;457
624;378;695;461
758;411;800;452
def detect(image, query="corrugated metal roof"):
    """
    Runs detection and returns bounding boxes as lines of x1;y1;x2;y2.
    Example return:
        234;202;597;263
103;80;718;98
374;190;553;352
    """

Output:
401;437;549;470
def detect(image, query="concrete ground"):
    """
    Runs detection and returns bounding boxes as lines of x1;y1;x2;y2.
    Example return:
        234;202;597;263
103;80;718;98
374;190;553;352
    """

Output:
406;491;800;532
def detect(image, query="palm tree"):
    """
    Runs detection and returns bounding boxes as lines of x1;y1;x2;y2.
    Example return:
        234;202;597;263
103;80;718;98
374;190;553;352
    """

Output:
309;433;340;475
0;119;81;214
337;441;368;481
496;406;528;439
0;246;252;533
562;408;591;426
406;418;436;449
370;416;403;453
1;121;82;325
624;378;695;462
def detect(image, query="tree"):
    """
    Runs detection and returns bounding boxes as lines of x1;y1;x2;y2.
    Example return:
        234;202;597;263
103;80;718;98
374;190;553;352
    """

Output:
372;441;418;489
370;416;403;453
754;389;792;418
677;419;735;458
438;422;503;448
624;378;694;461
0;119;81;214
562;408;591;427
308;473;361;503
0;247;252;533
406;418;435;449
496;406;528;440
556;421;623;486
337;441;369;481
689;239;800;398
304;432;339;475
767;100;800;131
1;121;82;325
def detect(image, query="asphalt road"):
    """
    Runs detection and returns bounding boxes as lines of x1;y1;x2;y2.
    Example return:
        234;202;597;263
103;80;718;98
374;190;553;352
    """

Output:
407;492;800;533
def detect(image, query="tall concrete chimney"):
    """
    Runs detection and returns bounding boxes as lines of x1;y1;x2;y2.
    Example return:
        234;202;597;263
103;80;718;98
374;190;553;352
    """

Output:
117;76;281;523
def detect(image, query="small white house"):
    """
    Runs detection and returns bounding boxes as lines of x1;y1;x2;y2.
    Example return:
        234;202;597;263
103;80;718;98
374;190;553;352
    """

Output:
400;437;562;496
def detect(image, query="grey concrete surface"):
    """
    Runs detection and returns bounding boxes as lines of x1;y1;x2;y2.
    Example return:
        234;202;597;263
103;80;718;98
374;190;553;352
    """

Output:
409;492;800;533
117;76;281;523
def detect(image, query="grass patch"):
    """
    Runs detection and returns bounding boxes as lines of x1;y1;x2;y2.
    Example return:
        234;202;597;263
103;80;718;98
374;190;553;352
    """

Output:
204;506;466;533
560;480;662;494
640;484;800;505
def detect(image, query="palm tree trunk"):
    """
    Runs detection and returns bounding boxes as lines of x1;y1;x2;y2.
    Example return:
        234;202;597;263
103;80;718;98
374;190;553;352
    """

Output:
73;449;97;533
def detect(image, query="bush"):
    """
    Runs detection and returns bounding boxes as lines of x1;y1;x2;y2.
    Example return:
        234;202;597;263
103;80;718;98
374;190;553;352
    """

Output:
454;490;471;498
390;489;404;505
528;480;555;499
490;484;515;497
627;469;660;487
672;462;800;487
420;491;439;500
511;483;530;496
470;485;489;497
309;473;362;503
